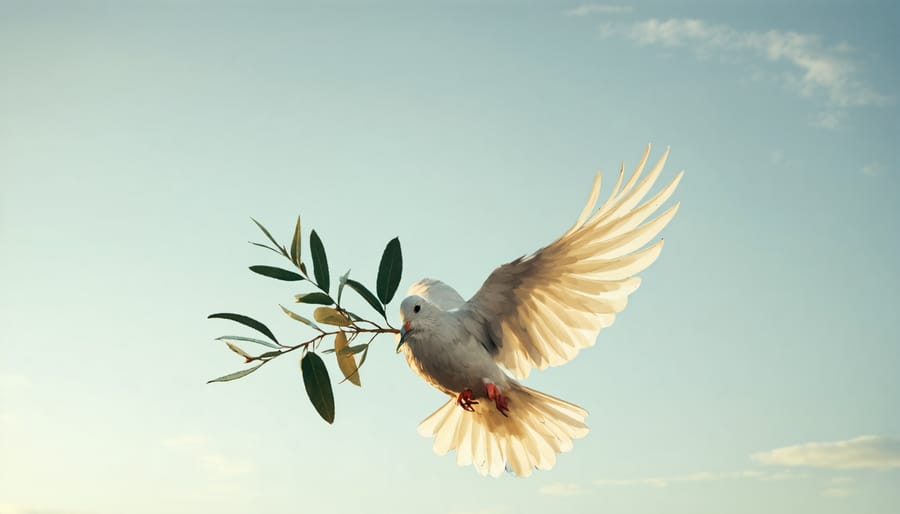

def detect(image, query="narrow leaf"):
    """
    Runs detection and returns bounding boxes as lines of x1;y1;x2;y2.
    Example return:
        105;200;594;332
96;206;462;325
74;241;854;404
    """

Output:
345;279;385;316
226;342;252;361
339;343;369;356
333;331;361;387
309;230;330;292
279;305;322;331
258;350;283;359
313;307;351;327
207;363;264;384
357;345;370;370
216;335;280;350
208;313;279;344
301;352;335;424
294;292;334;305
338;269;351;304
251;217;288;257
290;215;302;266
249;241;283;255
376;237;403;304
249;265;304;281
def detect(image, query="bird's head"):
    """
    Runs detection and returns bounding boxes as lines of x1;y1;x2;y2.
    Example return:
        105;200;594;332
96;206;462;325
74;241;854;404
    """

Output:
396;295;434;352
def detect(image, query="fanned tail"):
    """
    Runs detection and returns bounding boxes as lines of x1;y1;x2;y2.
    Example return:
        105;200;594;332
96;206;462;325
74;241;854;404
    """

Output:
417;384;588;477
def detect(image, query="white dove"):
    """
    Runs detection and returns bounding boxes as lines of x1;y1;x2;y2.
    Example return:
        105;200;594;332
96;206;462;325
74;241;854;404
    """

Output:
396;145;683;477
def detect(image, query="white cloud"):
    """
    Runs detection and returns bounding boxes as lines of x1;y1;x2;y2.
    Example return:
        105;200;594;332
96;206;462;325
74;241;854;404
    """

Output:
0;506;86;514
0;374;31;392
162;434;209;449
538;482;589;496
449;508;507;514
752;435;900;470
601;18;888;112
162;434;254;479
594;469;806;488
813;111;842;129
822;487;852;498
201;453;255;477
860;162;883;177
565;4;634;17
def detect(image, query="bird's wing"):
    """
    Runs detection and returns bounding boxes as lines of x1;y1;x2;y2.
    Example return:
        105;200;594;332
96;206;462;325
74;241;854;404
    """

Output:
461;145;682;379
407;278;466;311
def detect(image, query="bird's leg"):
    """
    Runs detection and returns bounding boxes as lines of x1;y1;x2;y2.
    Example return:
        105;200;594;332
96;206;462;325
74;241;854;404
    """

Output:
456;388;478;412
485;382;510;417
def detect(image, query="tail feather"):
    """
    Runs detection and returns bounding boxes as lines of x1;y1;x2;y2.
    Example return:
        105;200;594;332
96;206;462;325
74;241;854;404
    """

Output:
417;384;589;477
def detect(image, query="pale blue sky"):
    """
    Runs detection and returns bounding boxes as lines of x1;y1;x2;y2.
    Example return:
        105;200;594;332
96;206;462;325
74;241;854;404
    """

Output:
1;1;898;513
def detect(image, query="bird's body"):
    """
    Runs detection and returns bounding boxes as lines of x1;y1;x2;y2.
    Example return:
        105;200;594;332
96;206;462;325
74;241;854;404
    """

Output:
401;306;511;397
396;145;683;477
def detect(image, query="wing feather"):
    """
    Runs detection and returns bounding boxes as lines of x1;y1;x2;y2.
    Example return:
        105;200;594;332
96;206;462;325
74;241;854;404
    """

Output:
460;145;681;379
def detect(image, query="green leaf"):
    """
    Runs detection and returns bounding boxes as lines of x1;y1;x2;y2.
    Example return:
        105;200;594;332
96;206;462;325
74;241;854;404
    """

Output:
301;352;335;424
337;269;351;304
251;217;288;257
376;237;403;304
309;230;330;292
346;279;385;316
207;363;264;384
339;343;369;356
258;350;283;359
279;305;322;331
208;313;279;344
294;292;334;305
357;344;370;370
290;215;302;267
249;241;283;255
249;265;304;281
215;335;280;350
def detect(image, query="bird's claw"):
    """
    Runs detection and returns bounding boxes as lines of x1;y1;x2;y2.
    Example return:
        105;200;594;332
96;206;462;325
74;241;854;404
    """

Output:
456;388;479;412
485;382;510;417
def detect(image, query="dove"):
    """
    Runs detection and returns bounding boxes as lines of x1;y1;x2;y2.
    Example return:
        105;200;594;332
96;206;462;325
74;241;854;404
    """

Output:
396;145;683;477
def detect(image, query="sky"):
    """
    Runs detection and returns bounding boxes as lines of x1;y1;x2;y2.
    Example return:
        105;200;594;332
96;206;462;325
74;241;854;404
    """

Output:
1;1;898;513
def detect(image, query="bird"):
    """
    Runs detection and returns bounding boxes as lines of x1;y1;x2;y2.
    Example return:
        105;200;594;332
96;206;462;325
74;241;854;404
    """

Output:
395;145;683;477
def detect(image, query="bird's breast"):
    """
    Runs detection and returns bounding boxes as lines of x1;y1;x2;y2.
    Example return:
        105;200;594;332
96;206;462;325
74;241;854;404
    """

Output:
403;330;507;397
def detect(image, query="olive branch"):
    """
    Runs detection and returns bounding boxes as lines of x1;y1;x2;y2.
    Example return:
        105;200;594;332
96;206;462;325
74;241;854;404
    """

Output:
207;216;403;424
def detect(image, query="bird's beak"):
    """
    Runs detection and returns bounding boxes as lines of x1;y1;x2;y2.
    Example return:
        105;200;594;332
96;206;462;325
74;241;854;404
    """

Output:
396;320;412;353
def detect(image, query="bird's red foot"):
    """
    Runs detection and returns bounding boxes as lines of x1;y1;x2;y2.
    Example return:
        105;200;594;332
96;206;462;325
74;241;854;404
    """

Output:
485;382;510;417
456;388;478;412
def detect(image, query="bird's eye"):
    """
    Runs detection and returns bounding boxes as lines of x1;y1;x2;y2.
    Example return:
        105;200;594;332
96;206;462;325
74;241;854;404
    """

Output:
414;304;421;313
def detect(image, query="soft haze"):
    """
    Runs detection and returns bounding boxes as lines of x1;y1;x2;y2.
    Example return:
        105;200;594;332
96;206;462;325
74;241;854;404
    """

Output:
1;1;898;513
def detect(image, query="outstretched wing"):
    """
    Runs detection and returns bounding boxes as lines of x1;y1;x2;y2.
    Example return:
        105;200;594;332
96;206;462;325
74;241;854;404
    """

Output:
460;145;683;379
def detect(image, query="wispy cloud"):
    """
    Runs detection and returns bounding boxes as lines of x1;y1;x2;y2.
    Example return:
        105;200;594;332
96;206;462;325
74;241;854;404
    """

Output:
162;434;254;479
565;4;634;17
860;162;883;177
822;476;855;498
0;506;87;514
752;435;900;470
538;482;590;496
0;374;31;392
600;17;888;118
594;469;806;488
812;111;842;129
449;507;507;514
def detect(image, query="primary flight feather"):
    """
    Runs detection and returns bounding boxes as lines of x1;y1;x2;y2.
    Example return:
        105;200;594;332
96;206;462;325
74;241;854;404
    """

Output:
396;145;683;477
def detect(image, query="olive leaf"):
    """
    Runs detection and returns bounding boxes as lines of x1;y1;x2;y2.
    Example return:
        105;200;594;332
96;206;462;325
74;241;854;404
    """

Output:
376;237;402;304
333;331;361;387
301;352;334;424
